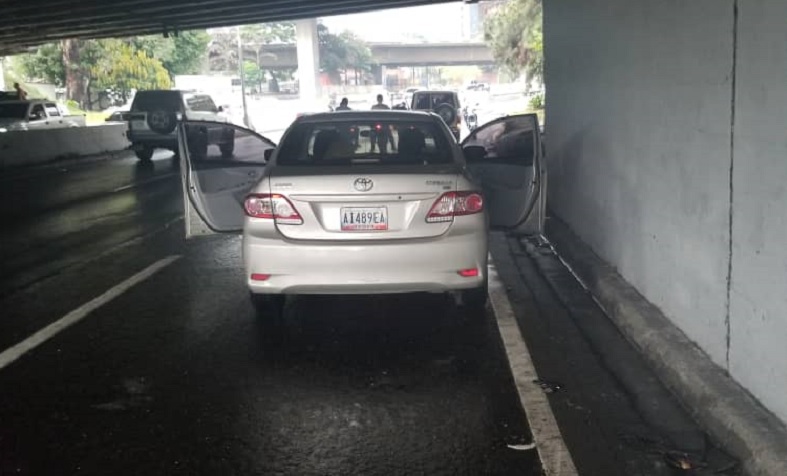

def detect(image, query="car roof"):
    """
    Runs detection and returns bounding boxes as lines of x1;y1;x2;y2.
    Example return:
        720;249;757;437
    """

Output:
295;110;438;123
413;90;456;95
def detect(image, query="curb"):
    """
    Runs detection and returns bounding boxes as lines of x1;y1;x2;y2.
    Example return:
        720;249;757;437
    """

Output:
544;216;787;476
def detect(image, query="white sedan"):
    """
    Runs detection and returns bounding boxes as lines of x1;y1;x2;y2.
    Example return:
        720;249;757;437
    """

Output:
179;110;546;321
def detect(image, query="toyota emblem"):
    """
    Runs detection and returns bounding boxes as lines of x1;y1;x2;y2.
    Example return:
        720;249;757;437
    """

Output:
354;178;373;192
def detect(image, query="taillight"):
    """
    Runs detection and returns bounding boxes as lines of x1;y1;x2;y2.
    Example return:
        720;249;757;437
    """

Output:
244;194;303;225
426;191;484;223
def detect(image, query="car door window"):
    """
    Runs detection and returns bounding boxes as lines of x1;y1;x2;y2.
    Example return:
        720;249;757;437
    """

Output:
29;104;46;121
463;115;537;166
186;95;217;112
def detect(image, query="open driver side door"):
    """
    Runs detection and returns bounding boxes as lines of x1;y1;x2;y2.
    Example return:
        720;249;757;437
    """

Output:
178;120;276;237
460;114;546;236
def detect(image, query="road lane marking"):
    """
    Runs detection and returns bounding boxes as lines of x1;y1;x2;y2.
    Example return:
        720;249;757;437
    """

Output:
112;173;177;193
487;257;579;476
0;255;181;371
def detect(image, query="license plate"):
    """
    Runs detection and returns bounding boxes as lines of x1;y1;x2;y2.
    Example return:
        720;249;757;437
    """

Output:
341;207;388;231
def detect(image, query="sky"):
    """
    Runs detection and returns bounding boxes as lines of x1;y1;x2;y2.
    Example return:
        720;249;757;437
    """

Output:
321;3;469;43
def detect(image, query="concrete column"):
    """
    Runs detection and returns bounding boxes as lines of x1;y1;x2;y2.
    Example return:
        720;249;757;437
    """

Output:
371;65;383;85
295;18;321;101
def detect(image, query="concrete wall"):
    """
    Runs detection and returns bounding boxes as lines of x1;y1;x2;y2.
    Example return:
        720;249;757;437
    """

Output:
544;0;787;423
0;124;130;167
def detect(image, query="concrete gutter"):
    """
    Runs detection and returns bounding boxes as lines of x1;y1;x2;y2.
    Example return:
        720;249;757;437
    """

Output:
545;215;787;476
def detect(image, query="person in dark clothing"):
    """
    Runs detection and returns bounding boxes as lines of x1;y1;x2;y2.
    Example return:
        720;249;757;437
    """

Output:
336;98;351;111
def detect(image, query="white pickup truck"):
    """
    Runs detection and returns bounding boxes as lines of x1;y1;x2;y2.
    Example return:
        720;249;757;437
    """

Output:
0;100;86;131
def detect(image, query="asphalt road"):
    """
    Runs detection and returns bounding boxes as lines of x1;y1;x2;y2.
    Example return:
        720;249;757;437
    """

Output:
0;152;736;475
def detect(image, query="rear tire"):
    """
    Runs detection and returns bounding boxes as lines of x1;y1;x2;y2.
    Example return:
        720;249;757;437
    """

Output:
461;278;488;313
250;293;285;327
134;146;154;162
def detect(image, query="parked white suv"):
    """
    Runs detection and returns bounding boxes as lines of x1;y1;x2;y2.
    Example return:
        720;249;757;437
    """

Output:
127;90;232;161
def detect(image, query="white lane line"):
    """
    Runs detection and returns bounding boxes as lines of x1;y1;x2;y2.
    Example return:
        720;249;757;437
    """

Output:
487;257;578;476
112;173;177;193
0;255;182;372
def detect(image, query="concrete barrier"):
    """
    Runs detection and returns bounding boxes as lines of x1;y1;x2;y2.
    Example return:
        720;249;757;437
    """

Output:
0;124;130;168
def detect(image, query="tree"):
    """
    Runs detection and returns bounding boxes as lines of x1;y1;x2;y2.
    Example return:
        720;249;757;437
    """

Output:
316;25;373;84
134;30;210;76
483;0;543;85
17;37;174;109
91;41;171;102
208;23;294;73
18;42;65;86
242;60;265;92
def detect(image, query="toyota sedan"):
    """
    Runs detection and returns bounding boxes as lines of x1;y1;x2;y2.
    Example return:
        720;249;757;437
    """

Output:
178;110;545;321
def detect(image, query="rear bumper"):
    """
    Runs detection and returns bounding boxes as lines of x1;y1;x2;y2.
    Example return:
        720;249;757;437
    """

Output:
128;130;177;149
243;230;487;295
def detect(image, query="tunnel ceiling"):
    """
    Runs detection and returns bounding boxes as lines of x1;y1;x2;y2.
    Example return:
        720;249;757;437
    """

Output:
0;0;459;56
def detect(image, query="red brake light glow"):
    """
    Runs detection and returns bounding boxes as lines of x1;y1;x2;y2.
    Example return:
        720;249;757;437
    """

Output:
426;192;484;223
458;268;479;278
244;194;303;225
250;273;271;281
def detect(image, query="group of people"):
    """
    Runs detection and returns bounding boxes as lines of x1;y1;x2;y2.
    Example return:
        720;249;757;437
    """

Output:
334;94;396;153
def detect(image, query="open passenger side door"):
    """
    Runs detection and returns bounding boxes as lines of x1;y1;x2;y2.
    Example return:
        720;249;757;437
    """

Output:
461;114;546;236
178;120;276;237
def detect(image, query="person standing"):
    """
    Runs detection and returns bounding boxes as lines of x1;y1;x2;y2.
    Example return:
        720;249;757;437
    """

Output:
335;97;351;111
13;82;27;101
370;94;396;152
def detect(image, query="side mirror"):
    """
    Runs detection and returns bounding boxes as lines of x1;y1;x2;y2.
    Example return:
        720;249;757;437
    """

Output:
263;149;274;162
217;106;224;113
463;145;486;163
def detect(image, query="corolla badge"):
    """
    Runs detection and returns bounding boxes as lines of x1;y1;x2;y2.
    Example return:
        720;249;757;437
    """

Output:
354;178;374;192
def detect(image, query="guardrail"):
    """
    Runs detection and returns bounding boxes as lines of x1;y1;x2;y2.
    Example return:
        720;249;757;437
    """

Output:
0;124;130;168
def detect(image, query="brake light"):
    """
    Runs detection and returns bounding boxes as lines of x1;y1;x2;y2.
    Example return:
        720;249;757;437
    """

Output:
244;194;303;225
426;191;484;223
250;273;271;281
458;268;479;277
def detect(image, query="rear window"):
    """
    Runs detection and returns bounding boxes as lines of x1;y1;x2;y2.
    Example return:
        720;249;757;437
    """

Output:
185;94;217;112
131;91;182;112
412;92;459;110
277;120;453;167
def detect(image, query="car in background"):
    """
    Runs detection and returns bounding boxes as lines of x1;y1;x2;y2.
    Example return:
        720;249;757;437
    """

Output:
410;90;462;140
105;110;130;122
177;110;546;327
0;100;85;131
127;90;232;161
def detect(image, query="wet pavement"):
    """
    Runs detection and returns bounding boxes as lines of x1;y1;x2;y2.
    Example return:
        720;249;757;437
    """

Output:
0;153;736;475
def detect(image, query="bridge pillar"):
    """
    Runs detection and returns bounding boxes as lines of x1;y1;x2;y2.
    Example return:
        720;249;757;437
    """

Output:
0;58;5;91
295;18;321;101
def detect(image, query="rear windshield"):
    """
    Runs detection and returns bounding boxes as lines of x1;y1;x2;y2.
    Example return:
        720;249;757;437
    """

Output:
413;93;459;110
0;103;28;119
277;120;454;167
131;91;182;112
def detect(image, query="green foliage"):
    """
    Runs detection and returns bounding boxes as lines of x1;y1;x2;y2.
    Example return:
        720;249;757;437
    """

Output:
242;60;265;90
209;24;295;72
317;24;374;75
528;92;544;110
17;43;65;86
91;42;171;97
484;0;543;83
134;30;210;76
241;23;295;45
